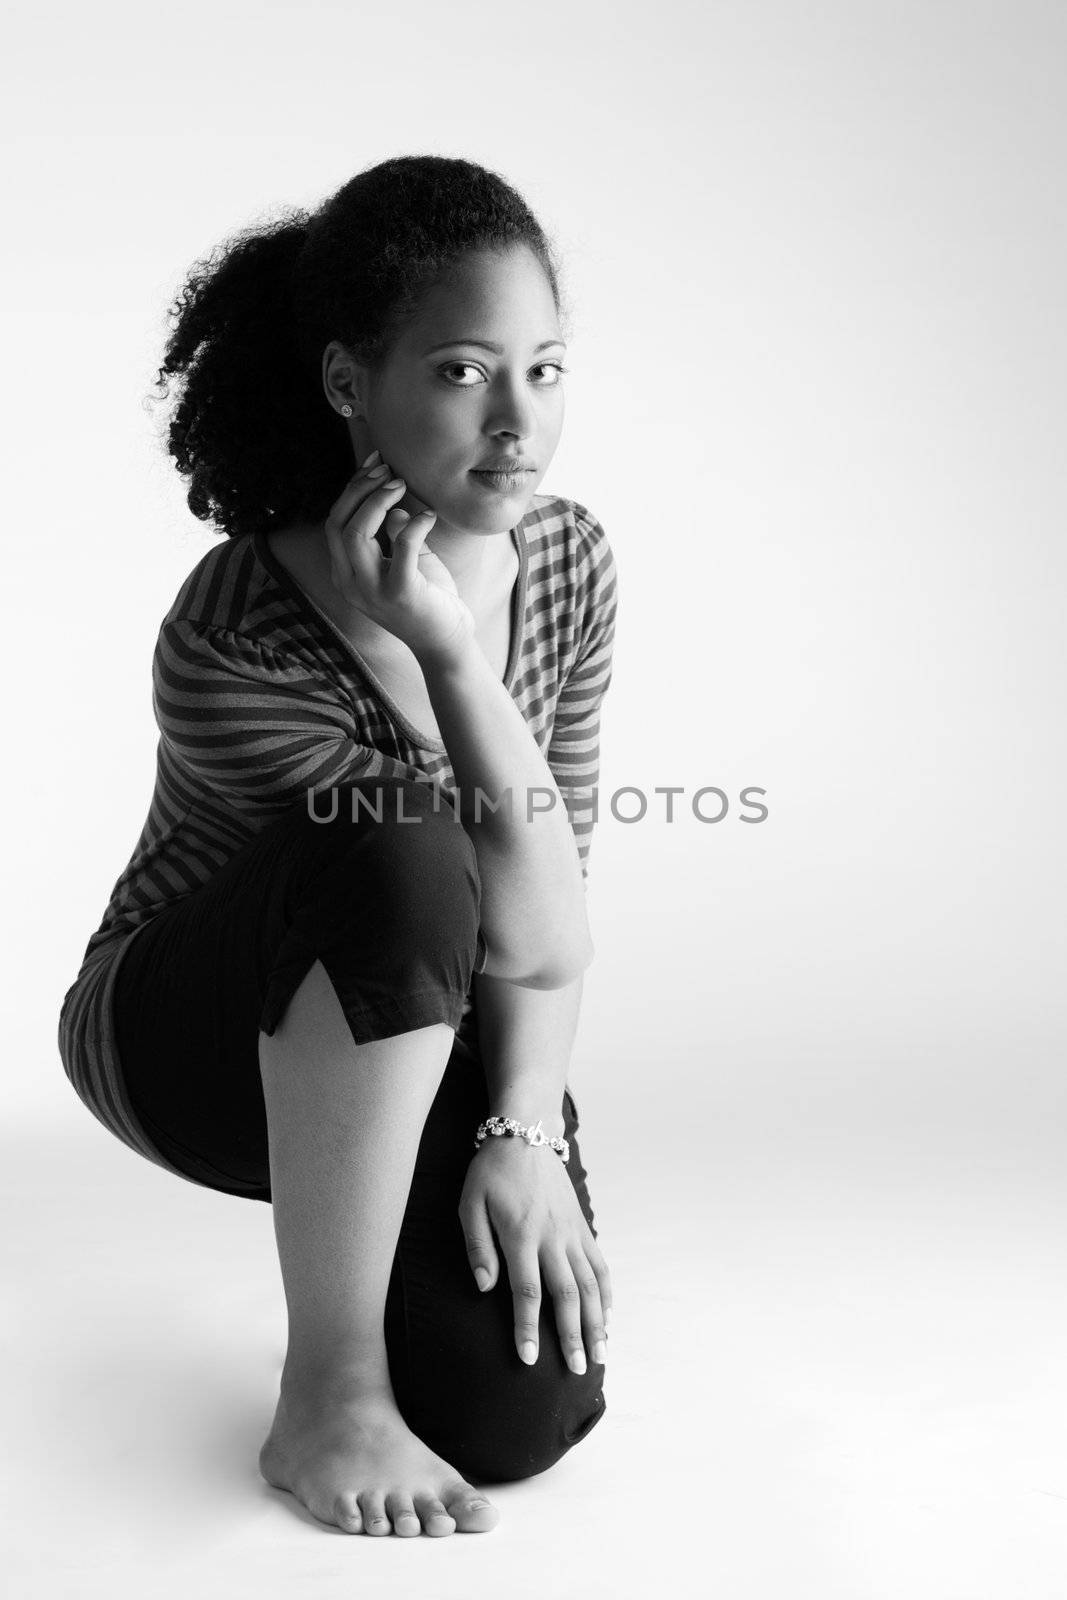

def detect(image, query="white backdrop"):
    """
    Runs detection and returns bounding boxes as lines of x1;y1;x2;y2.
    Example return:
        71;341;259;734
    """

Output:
5;3;1066;1596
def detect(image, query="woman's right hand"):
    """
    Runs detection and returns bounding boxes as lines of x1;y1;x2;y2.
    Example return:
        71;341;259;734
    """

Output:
323;451;476;666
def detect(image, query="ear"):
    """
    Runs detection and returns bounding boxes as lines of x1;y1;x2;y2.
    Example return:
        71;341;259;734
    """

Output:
321;339;369;417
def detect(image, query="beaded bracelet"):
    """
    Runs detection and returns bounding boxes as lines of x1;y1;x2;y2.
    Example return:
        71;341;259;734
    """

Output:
474;1115;570;1165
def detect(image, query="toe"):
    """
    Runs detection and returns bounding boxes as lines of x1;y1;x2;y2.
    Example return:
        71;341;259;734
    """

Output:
442;1481;500;1533
332;1492;363;1534
414;1492;456;1536
385;1491;421;1537
359;1490;390;1536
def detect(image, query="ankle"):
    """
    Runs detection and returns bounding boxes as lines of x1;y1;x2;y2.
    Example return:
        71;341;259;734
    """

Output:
280;1345;395;1413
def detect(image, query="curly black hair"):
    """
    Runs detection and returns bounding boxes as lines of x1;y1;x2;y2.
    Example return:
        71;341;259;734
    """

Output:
150;155;568;540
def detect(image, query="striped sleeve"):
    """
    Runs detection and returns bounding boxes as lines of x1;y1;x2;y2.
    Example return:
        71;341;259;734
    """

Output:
153;620;416;814
546;511;619;883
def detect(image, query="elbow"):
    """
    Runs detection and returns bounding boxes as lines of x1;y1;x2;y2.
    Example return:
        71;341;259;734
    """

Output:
499;936;595;991
477;876;595;989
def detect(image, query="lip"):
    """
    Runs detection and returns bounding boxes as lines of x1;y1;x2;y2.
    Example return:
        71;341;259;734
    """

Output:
470;467;535;492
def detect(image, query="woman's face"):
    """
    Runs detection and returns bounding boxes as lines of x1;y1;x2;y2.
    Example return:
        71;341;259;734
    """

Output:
341;244;567;538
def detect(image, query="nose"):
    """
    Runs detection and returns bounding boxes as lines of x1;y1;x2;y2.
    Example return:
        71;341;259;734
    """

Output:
485;372;538;442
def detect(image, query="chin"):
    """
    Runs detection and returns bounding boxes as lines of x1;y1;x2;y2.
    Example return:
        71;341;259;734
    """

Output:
461;480;535;516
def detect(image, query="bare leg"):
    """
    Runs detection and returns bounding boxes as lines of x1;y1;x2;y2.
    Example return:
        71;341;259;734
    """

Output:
257;958;500;1537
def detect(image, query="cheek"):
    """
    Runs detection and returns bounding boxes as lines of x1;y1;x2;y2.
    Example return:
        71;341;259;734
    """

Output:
391;402;464;463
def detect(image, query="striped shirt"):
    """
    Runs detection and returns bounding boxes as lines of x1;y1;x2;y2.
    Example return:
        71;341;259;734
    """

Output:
57;493;618;1182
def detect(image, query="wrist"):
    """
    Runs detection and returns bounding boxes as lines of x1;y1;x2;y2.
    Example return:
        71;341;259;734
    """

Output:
475;1113;570;1165
412;617;479;677
485;1107;565;1142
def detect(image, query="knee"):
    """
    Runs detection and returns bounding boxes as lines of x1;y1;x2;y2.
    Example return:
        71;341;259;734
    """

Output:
455;1367;606;1484
295;778;481;939
397;1323;606;1483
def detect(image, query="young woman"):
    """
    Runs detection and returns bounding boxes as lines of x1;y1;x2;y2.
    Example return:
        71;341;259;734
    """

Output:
57;154;619;1539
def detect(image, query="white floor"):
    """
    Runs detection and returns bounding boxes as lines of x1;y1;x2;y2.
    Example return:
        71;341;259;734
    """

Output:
8;1073;1067;1600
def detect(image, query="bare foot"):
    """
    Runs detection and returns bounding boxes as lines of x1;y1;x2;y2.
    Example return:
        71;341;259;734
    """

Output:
259;1383;500;1537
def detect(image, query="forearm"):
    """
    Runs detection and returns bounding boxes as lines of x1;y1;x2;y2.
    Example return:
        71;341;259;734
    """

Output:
473;969;584;1143
417;632;592;985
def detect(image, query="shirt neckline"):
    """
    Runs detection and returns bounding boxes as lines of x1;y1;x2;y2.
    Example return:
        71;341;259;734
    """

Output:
251;519;530;754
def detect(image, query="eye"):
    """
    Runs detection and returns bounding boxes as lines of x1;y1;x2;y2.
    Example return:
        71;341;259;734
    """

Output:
440;362;483;386
437;361;571;387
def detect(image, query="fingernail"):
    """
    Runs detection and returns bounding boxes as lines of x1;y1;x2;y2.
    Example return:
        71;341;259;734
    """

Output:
593;1340;607;1365
474;1267;491;1291
384;476;404;489
520;1341;538;1364
569;1350;587;1375
363;448;382;467
367;462;389;478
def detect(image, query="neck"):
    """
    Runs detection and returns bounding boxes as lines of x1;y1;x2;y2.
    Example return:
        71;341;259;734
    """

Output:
306;516;514;606
421;522;512;594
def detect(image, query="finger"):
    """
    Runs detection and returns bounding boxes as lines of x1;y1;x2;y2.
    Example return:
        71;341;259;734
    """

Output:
460;1195;499;1293
324;474;406;588
328;457;392;523
568;1245;608;1366
382;508;437;595
324;480;381;590
329;474;404;555
542;1249;587;1375
342;479;410;575
505;1239;542;1364
583;1236;613;1329
323;461;392;556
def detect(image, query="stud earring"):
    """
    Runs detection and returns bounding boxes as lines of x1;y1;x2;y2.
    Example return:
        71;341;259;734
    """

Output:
340;403;354;418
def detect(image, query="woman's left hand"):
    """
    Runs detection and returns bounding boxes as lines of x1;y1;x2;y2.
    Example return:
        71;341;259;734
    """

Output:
458;1134;612;1374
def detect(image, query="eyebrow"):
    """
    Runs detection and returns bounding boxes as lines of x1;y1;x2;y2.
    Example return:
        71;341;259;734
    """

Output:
422;338;567;356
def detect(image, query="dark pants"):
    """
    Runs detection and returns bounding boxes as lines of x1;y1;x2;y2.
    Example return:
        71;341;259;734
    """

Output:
113;777;605;1482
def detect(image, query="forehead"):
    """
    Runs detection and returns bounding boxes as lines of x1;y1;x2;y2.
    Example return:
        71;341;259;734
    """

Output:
403;246;559;339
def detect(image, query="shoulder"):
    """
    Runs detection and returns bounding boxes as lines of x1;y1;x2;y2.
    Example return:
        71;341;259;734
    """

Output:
153;540;317;693
162;533;260;625
520;495;618;665
155;532;314;664
525;493;617;598
528;492;612;550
